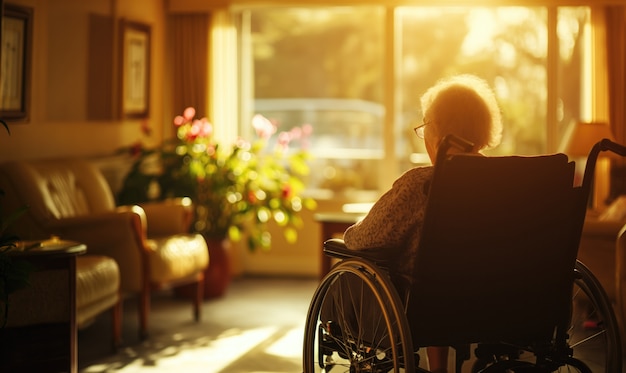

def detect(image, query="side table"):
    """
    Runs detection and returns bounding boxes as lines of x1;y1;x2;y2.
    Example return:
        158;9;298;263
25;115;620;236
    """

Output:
314;212;364;279
0;239;86;373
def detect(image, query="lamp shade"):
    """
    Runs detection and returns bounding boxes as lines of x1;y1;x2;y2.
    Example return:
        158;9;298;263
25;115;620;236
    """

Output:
562;121;615;157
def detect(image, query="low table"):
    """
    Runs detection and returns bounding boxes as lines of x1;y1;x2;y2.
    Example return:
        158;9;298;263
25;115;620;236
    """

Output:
0;238;86;373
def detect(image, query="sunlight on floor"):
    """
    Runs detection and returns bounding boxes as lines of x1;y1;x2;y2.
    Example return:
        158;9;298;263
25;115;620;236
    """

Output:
82;326;282;372
265;327;304;358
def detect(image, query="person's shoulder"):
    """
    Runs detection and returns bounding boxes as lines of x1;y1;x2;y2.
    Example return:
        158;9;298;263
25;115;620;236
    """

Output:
400;165;433;179
394;165;433;186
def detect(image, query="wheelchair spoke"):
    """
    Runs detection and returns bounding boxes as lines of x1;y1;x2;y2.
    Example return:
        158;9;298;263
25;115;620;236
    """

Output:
569;328;606;349
303;260;414;373
565;264;620;372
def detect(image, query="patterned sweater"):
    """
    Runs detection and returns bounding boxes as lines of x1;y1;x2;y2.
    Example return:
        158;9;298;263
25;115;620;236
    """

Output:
343;166;433;282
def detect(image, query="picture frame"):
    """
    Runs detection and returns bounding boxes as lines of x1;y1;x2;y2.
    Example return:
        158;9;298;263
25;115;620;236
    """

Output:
0;4;32;120
120;19;150;119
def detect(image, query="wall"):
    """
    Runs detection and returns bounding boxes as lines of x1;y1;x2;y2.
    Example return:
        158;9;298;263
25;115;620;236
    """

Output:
0;0;168;162
230;208;322;278
230;199;347;278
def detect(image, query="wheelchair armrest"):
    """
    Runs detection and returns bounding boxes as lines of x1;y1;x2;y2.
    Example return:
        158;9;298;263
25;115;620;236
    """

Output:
323;238;391;267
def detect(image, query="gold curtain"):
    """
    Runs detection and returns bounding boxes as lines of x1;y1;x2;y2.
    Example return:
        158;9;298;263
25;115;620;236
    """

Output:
604;6;626;200
170;13;209;118
605;5;626;146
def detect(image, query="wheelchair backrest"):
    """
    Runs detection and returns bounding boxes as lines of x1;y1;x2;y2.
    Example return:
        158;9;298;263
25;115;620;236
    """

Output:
409;145;585;347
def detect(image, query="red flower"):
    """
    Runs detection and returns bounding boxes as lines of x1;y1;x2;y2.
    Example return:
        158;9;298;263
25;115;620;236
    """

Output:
248;191;257;203
141;119;153;136
129;142;143;157
282;184;292;199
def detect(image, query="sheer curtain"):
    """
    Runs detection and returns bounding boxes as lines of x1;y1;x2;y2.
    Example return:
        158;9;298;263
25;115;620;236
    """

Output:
605;5;626;146
169;13;209;118
604;5;626;198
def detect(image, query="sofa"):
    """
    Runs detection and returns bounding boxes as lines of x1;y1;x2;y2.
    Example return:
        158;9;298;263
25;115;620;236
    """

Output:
75;253;121;343
0;158;209;339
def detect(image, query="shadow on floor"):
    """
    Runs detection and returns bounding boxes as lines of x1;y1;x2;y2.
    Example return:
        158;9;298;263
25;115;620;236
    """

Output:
78;276;318;373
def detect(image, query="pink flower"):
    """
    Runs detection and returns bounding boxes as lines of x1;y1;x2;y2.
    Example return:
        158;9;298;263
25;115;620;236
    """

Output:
278;131;291;146
289;126;302;140
198;118;213;138
206;144;216;156
252;114;277;140
183;107;196;121
173;115;186;127
299;124;313;150
275;131;292;152
301;124;313;137
184;118;213;141
235;137;251;150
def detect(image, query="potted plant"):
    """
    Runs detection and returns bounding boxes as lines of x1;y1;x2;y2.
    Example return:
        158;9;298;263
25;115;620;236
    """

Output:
118;108;317;296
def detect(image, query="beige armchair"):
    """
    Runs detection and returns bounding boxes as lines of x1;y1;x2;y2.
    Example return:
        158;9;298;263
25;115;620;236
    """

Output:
0;159;209;339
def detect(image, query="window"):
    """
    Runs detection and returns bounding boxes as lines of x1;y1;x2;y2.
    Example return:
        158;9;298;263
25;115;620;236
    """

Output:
237;5;590;200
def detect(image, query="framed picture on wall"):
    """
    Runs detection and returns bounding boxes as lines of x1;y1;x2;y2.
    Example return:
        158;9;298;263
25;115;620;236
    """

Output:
1;4;32;120
120;19;150;119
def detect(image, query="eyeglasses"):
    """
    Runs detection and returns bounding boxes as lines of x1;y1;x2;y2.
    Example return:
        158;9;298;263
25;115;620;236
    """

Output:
413;122;429;139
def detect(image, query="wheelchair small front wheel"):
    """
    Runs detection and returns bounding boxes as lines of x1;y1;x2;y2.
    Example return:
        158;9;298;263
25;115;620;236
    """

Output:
302;258;415;373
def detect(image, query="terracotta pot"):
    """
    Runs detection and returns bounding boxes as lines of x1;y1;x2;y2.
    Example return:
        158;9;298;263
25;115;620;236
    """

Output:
175;237;231;299
202;238;232;299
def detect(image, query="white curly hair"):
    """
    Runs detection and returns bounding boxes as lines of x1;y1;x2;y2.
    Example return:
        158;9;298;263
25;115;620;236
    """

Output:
420;74;503;151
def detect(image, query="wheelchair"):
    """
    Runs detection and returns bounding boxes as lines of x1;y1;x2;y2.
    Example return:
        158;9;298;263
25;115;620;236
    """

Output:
303;136;626;372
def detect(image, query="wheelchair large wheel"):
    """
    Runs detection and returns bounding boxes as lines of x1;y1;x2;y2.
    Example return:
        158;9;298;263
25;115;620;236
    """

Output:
471;260;622;373
565;260;622;372
302;258;415;373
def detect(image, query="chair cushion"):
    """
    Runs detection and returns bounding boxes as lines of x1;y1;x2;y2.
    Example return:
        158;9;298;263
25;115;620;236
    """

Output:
146;234;209;284
76;255;120;327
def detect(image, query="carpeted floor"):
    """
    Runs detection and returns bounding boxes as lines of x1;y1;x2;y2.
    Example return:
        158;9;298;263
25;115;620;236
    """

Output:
78;276;625;373
78;276;318;373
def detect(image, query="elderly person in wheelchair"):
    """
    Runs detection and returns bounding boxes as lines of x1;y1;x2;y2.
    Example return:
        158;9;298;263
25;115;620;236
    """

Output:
304;74;623;373
343;74;502;373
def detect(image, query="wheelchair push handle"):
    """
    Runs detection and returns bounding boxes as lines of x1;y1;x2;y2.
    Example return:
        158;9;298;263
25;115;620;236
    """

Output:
597;138;626;157
584;138;626;177
581;138;626;204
